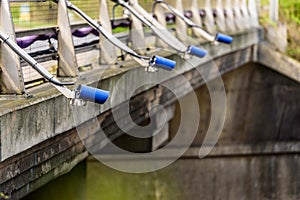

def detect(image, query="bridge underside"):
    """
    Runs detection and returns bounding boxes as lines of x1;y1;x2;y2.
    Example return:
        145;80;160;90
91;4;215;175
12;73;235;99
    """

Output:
23;61;300;200
0;29;299;199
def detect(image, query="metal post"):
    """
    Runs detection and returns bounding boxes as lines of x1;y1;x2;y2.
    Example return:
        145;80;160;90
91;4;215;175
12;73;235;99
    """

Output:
0;0;26;95
57;0;78;77
269;0;278;23
99;0;118;64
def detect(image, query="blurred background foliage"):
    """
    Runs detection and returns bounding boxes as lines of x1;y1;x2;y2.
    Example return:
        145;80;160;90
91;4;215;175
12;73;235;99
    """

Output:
280;0;300;60
260;0;300;60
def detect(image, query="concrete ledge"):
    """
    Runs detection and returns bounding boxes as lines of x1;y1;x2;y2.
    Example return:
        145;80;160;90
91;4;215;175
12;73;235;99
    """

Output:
184;142;300;158
257;42;300;83
89;141;300;161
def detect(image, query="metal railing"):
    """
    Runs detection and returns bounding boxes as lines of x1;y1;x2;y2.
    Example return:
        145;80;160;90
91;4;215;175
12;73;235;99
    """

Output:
0;0;260;98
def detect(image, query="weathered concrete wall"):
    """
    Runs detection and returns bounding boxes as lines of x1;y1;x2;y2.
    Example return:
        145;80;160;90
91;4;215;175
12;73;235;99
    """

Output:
173;155;300;200
82;63;300;200
29;62;297;200
220;63;300;143
166;62;300;199
170;62;300;146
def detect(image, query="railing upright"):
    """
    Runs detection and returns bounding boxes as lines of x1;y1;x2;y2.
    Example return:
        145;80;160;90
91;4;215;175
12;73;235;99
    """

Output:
190;0;203;37
248;0;259;27
241;0;251;29
173;0;188;42
57;0;78;77
128;6;147;54
215;0;226;32
204;0;216;34
0;0;26;96
269;0;278;23
225;0;237;33
233;0;246;31
152;0;170;48
99;0;118;64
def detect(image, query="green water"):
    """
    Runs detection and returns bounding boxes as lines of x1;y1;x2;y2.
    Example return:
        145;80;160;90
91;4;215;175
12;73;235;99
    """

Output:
23;159;185;200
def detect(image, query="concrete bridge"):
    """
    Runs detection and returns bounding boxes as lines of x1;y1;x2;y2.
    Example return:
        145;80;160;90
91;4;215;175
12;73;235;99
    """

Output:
0;0;299;199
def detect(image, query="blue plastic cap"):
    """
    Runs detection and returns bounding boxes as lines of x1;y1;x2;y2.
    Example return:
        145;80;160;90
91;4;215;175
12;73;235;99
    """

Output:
215;33;233;44
152;56;176;71
77;85;110;104
187;46;207;58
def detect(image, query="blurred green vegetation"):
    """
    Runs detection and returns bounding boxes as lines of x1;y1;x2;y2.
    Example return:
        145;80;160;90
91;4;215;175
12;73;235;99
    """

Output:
260;0;300;60
22;160;186;200
86;161;185;200
280;0;300;25
280;0;300;60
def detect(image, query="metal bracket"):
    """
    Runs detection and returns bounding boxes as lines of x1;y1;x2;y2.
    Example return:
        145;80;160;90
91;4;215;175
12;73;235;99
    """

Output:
0;0;26;95
99;0;118;65
154;0;188;43
57;0;78;77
